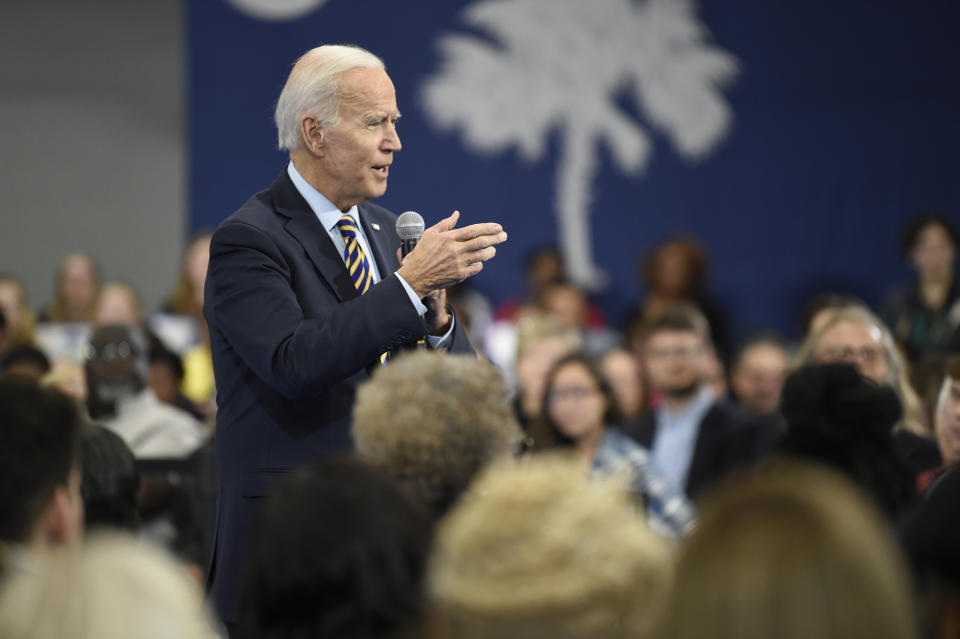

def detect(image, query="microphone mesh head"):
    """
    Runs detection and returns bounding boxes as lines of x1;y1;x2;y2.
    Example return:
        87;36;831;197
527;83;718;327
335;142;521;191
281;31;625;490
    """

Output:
396;211;425;240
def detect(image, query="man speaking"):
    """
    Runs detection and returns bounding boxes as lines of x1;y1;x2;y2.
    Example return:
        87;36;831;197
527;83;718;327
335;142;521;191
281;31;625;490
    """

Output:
203;44;507;625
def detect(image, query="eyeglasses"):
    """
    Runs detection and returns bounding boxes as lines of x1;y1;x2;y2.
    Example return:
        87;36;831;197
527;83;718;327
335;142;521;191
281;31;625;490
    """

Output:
85;341;135;361
647;346;703;360
820;346;883;364
547;386;599;404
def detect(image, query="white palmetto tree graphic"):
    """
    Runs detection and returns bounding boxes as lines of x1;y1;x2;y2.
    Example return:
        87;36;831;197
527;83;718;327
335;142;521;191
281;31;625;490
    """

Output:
421;0;739;287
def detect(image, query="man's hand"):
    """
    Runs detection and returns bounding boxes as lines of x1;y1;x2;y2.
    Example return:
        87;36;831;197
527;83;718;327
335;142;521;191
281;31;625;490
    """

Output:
424;289;452;336
396;211;507;298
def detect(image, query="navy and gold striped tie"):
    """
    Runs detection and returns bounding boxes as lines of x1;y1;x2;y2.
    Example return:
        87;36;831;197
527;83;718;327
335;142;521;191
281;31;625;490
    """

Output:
336;214;373;295
336;214;389;364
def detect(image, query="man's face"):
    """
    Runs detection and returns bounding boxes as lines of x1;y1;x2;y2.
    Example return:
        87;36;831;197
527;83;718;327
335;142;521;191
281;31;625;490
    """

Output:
814;320;889;384
731;343;790;416
643;330;706;396
317;67;401;210
936;378;960;466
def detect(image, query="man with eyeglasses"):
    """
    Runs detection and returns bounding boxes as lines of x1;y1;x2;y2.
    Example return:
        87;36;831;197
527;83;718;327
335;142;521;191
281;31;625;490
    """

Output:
626;304;762;499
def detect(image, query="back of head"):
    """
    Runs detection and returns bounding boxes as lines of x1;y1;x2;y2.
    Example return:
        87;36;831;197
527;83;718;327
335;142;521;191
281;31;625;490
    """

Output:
1;343;52;382
0;533;216;639
353;351;521;516
80;425;140;532
238;456;432;639
659;461;917;639
0;379;81;545
275;44;385;151
429;454;673;639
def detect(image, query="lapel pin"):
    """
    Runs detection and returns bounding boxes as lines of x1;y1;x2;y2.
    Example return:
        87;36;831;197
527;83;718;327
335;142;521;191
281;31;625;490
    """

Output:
371;223;381;231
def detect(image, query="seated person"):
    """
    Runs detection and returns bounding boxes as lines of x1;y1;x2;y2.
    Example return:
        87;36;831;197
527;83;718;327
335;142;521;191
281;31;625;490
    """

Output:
236;456;432;639
429;454;673;639
1;344;51;382
0;533;218;639
795;304;940;473
658;461;918;639
728;332;790;419
540;352;695;538
353;351;521;518
0;380;84;574
85;324;207;459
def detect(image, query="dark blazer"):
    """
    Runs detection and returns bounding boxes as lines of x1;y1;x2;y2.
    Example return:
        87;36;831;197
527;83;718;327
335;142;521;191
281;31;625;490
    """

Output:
624;401;760;500
203;170;474;622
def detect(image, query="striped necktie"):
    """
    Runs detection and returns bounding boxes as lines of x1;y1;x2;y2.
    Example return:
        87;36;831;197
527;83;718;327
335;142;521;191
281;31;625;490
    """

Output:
336;213;389;364
336;214;373;295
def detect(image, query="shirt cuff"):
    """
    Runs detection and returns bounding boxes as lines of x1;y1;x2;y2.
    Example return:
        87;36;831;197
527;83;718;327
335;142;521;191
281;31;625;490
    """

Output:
427;313;455;350
395;272;427;315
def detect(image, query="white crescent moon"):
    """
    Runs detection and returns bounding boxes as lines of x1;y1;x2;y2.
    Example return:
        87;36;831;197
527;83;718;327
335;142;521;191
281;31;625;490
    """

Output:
226;0;327;22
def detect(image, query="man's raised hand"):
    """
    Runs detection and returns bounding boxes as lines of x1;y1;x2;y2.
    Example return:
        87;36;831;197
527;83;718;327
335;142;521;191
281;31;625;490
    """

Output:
396;211;507;298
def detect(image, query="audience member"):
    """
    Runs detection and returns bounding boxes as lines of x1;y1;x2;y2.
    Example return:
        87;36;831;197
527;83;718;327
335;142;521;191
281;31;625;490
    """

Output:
777;363;917;520
237;456;432;639
0;380;84;572
492;245;565;322
353;351;521;518
92;281;143;326
537;280;618;354
934;356;960;469
149;336;206;421
0;274;36;355
512;315;581;431
658;460;918;639
884;212;960;364
729;332;790;418
540;352;695;537
429;454;673;639
627;304;762;499
796;304;940;472
625;234;731;361
85;324;206;458
80;425;140;532
600;346;647;420
900;464;960;639
0;533;219;639
797;291;864;339
38;252;101;323
1;343;51;382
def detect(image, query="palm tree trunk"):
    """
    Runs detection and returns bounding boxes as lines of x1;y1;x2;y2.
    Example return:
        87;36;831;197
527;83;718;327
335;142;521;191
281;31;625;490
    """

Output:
556;125;606;290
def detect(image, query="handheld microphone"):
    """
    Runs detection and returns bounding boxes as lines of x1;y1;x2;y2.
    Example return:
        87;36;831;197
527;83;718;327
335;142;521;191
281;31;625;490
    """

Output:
396;211;425;258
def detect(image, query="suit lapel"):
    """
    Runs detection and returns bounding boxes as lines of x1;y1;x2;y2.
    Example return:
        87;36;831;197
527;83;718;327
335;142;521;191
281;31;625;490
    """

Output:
271;171;358;303
359;203;400;276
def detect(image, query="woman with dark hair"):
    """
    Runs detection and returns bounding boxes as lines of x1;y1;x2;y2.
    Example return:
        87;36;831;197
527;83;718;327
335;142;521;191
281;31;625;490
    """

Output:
884;212;960;364
541;352;695;537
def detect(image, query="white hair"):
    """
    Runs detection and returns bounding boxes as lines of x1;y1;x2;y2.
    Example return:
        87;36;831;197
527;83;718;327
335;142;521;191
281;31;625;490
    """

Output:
937;375;955;416
274;44;385;151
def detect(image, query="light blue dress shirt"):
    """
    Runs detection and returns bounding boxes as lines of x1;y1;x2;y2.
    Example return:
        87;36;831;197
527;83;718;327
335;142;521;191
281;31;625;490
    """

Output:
287;162;453;348
650;384;715;491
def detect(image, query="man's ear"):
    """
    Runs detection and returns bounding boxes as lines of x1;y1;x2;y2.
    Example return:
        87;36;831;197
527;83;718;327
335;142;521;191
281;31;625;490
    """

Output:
300;115;324;156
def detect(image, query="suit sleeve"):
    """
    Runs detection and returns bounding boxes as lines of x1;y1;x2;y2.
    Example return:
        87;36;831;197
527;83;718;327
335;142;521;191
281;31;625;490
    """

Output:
206;220;429;400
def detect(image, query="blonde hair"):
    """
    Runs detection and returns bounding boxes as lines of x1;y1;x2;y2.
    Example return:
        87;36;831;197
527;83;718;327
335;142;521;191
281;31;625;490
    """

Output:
0;533;217;639
659;461;917;639
353;351;521;515
514;314;581;362
796;304;928;435
274;44;385;151
429;454;673;639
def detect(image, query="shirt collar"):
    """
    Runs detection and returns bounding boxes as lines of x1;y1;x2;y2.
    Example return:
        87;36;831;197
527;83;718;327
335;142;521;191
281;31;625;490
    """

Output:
287;161;360;233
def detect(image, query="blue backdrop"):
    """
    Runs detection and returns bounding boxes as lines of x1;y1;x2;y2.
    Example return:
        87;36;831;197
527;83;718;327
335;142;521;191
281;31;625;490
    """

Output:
188;0;960;341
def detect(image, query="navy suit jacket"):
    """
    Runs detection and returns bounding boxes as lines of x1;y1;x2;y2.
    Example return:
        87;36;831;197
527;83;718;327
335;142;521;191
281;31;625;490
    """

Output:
203;170;474;622
624;402;761;500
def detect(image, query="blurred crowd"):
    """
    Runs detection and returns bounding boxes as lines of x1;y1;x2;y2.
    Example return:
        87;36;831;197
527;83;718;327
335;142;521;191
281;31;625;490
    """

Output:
0;211;959;638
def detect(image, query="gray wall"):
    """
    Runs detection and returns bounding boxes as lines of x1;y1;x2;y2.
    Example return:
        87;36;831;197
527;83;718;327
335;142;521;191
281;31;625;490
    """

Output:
0;0;185;314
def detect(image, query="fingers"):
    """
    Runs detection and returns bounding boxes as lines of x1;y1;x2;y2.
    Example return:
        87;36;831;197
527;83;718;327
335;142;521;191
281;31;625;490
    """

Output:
448;222;503;241
465;246;497;265
463;230;507;253
433;210;460;232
